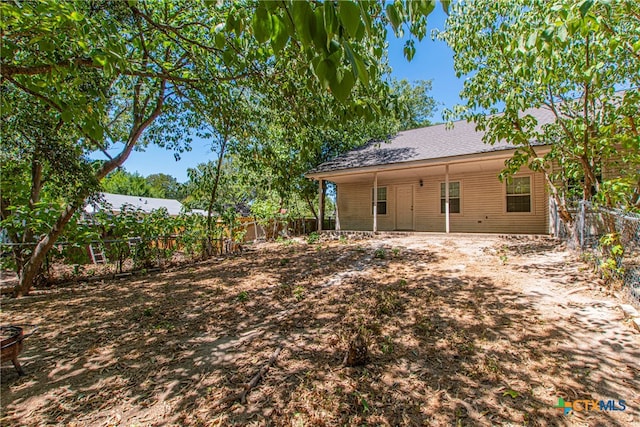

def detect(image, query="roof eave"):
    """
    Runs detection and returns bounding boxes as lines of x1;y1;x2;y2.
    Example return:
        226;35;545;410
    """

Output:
306;145;552;180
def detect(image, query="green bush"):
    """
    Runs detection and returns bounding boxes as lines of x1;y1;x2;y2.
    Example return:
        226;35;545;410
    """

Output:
307;231;320;244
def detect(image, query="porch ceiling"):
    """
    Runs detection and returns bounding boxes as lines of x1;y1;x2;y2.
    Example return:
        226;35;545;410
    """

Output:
325;156;510;184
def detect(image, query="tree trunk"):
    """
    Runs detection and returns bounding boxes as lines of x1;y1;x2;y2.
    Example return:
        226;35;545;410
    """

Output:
14;204;76;296
600;193;623;262
206;131;228;233
305;194;318;222
13;80;166;296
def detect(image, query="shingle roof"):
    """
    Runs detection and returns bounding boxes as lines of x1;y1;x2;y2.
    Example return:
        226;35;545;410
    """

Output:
308;106;556;175
85;192;184;216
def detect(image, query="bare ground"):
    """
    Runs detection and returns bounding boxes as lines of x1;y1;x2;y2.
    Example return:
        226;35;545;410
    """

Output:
1;234;638;426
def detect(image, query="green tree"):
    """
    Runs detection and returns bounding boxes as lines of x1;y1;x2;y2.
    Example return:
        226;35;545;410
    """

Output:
1;0;443;296
0;81;101;285
231;77;437;223
181;52;432;228
438;0;640;230
2;1;246;295
392;79;438;130
146;173;185;200
180;82;262;236
102;169;162;198
231;96;399;223
183;157;254;213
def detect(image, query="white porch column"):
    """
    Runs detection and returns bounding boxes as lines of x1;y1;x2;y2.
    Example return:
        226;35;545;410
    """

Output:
373;172;378;233
335;184;341;231
318;178;324;232
445;165;450;234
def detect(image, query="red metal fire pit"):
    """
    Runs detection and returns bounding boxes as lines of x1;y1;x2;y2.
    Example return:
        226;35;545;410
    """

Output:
1;325;38;376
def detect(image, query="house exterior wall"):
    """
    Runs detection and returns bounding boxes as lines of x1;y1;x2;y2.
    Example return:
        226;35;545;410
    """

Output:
602;153;625;181
336;168;548;234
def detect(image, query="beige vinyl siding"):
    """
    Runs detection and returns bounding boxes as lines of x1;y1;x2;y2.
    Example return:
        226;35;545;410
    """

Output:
602;151;625;181
549;155;626;185
337;183;396;231
336;168;548;234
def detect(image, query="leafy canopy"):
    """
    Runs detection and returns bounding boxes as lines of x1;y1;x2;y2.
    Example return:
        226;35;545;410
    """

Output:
1;0;444;294
438;0;640;217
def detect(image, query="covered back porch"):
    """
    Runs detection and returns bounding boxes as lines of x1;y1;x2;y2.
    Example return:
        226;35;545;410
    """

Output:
311;152;549;235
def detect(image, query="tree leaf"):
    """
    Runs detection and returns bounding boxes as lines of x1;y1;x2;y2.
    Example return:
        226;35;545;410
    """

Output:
404;39;416;61
61;109;73;122
503;389;519;399
579;0;594;18
311;7;328;52
557;25;568;42
386;4;401;34
93;53;108;66
344;41;369;85
323;1;338;41
359;1;372;35
69;11;83;21
329;70;355;102
440;0;451;15
291;0;313;47
541;26;554;41
252;5;272;44
339;1;361;38
419;0;436;17
214;32;226;49
270;14;289;53
526;31;537;48
314;57;335;90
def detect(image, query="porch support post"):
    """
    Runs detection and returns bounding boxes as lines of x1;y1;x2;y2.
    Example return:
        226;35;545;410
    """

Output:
335;184;341;231
445;165;450;234
373;172;378;233
318;178;324;232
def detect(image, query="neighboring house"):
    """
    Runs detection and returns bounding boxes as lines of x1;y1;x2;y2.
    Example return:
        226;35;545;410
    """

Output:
306;107;556;234
84;192;185;217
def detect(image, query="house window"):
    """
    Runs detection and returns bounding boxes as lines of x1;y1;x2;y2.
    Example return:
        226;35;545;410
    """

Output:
506;176;531;212
372;187;387;215
440;182;461;213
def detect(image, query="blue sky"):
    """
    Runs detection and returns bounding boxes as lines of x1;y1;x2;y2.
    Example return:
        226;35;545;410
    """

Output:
105;7;462;183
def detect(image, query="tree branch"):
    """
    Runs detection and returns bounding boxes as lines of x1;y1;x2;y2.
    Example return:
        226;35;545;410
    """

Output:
128;5;223;54
97;79;167;180
599;21;640;61
4;75;63;112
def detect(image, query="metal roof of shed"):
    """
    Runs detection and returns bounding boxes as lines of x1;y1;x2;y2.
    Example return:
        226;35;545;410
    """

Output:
85;193;184;216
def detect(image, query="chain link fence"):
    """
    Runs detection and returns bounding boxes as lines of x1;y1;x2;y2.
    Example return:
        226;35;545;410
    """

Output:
552;199;640;306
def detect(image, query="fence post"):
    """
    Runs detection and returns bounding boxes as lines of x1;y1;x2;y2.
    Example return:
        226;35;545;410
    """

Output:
553;198;559;237
579;201;586;249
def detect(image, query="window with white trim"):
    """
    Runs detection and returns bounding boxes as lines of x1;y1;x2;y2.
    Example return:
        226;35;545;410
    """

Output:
372;187;387;215
440;182;461;213
506;177;531;212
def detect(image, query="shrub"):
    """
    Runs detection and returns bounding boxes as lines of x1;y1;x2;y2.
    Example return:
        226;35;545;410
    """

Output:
307;231;320;244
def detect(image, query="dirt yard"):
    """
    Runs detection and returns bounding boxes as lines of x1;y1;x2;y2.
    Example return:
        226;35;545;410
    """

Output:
1;234;638;426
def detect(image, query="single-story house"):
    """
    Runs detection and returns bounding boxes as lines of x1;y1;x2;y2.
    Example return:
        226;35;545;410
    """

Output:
84;192;185;217
306;107;556;234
